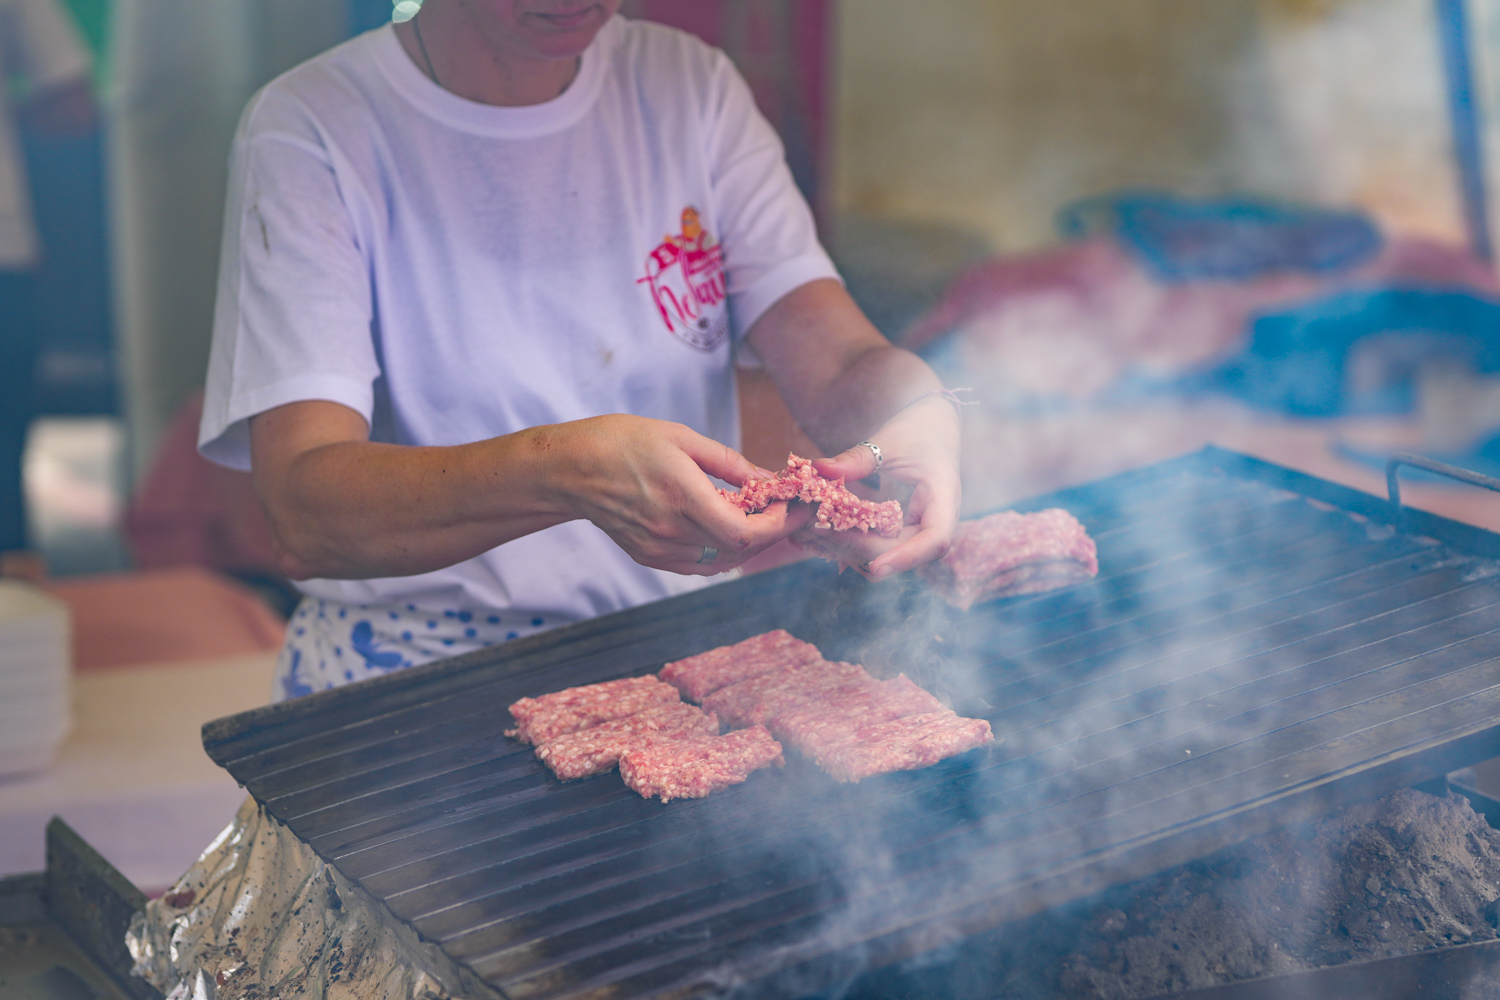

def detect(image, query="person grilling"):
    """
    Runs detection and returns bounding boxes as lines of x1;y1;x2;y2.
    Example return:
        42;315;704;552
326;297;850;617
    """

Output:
198;0;962;701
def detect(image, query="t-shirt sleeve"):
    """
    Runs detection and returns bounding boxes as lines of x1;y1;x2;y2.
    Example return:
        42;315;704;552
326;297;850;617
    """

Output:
199;88;380;470
703;51;840;339
14;0;90;89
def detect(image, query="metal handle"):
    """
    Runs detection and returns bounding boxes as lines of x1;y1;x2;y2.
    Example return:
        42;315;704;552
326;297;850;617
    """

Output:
1385;452;1500;511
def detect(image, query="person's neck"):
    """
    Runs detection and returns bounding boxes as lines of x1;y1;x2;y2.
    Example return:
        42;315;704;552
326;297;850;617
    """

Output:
396;1;582;107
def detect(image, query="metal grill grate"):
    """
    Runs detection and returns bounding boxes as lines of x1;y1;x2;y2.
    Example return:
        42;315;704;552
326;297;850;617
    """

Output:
203;448;1500;1000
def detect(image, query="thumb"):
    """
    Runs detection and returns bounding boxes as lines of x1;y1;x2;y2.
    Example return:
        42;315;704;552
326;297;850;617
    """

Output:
676;427;769;486
813;442;878;484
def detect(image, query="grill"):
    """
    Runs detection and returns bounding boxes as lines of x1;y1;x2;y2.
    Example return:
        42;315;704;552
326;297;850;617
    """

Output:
201;447;1500;1000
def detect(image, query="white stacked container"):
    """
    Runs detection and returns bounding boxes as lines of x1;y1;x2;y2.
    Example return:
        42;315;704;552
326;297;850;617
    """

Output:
0;581;72;778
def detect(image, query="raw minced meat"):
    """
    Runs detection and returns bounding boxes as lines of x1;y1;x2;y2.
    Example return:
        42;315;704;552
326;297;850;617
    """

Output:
919;508;1098;610
533;703;720;780
818;711;994;783
505;675;680;745
770;674;947;758
619;725;785;802
512;639;989;797
720;454;904;537
702;659;870;729
660;629;823;701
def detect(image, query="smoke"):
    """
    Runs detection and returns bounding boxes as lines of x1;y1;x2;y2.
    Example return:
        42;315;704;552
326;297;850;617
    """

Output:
674;459;1500;999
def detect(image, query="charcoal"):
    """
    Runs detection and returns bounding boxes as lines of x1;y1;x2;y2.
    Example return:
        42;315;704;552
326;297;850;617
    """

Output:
845;788;1500;1000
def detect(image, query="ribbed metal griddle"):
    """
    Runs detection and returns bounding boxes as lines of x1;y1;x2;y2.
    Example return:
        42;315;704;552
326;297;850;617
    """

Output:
202;448;1500;1000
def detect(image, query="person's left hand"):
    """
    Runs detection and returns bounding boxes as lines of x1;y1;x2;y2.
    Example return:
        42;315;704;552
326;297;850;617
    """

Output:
794;395;961;581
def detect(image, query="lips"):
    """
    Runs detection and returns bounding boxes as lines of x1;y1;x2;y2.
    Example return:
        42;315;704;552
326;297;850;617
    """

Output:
531;6;600;30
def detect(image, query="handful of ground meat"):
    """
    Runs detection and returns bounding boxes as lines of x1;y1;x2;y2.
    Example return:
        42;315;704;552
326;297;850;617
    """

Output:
720;454;904;537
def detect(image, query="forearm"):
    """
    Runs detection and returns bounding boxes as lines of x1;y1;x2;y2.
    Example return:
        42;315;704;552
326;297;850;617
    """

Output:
252;405;789;582
258;425;572;580
790;344;944;455
748;279;945;454
748;278;961;580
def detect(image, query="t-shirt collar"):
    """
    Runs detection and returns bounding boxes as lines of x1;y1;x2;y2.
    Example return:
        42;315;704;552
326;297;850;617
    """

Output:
370;16;616;138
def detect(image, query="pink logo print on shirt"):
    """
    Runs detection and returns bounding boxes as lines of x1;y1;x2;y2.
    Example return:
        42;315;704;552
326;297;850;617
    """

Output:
637;206;730;350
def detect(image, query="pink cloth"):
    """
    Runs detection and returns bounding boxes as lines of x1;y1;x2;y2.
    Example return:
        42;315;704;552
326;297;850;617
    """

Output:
902;236;1500;406
627;0;832;215
124;391;278;575
47;567;286;672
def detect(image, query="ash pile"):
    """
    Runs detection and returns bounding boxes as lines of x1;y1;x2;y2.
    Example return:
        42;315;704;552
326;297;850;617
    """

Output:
845;787;1500;1000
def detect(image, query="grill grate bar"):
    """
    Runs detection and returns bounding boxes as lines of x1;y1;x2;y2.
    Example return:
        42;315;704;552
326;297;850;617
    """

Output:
998;591;1500;772
981;554;1493;723
973;533;1427;673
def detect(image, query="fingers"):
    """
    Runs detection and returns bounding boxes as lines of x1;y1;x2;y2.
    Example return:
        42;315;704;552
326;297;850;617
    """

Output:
583;415;959;582
676;427;774;486
866;525;948;580
641;506;806;576
789;470;958;581
645;472;811;574
679;477;791;555
663;540;737;576
589;420;811;576
867;484;958;580
792;520;904;576
668;429;802;553
812;442;878;484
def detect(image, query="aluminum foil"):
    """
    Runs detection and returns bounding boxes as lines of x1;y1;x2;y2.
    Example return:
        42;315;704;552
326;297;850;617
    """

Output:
127;797;499;1000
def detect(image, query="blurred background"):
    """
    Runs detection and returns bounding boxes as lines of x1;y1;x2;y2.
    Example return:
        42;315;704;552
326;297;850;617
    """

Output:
7;0;1500;892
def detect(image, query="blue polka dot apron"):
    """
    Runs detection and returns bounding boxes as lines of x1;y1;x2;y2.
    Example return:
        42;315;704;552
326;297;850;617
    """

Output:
274;597;560;701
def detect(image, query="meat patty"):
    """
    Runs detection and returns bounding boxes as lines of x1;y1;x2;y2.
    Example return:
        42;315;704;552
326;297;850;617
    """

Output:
534;703;720;780
660;629;823;701
818;711;995;783
702;659;870;729
918;508;1098;610
506;675;680;745
619;726;785;802
770;674;946;758
720;454;903;537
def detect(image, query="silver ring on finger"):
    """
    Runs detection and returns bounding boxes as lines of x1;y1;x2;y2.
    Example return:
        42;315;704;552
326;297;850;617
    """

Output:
697;546;718;565
859;440;883;472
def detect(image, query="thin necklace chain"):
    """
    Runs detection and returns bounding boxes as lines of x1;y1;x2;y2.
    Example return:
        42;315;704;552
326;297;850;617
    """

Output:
411;12;441;89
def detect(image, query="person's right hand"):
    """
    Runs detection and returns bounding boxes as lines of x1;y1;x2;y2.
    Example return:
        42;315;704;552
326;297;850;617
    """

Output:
544;414;808;576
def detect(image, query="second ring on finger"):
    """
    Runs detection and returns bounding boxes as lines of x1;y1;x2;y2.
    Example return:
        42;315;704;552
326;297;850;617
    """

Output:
661;542;734;573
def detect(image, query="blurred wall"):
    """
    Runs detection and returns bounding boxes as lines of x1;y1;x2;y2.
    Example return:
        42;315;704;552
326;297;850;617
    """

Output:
108;0;348;481
834;0;1467;252
24;0;114;417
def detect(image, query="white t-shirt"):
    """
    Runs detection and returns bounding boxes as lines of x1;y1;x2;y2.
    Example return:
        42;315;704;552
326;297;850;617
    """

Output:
200;16;839;627
0;0;90;269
